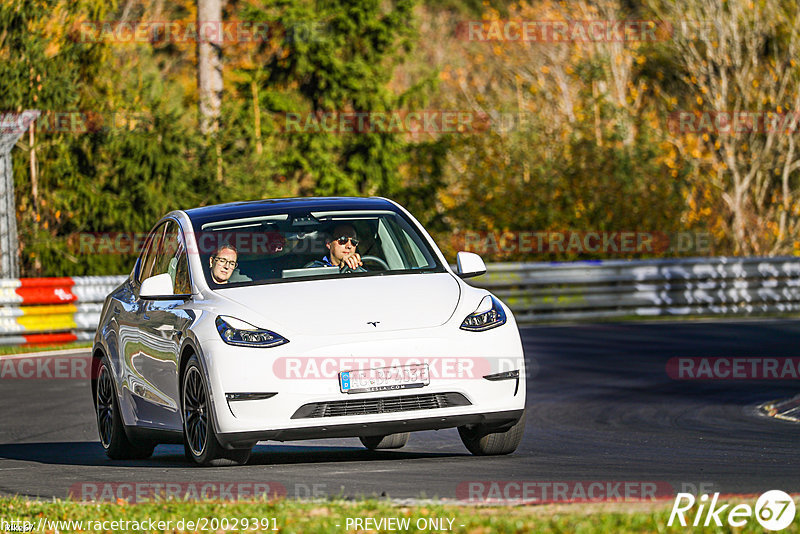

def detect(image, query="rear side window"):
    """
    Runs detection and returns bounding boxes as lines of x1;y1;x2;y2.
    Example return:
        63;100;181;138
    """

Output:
137;223;167;284
136;220;191;294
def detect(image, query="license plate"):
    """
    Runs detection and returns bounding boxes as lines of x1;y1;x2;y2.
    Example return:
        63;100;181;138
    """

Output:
339;363;430;394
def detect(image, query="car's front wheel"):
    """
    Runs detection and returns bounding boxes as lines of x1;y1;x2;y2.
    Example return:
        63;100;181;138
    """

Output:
95;356;154;459
359;432;409;450
458;410;526;456
182;355;251;466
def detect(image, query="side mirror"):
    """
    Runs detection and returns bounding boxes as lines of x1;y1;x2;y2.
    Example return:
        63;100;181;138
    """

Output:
456;251;487;279
139;273;176;299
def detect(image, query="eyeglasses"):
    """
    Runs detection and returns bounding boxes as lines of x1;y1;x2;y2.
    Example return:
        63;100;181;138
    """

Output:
213;257;238;268
335;236;359;247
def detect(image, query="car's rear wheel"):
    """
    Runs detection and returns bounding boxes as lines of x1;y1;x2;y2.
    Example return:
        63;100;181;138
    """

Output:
95;357;154;459
360;432;409;450
182;355;250;466
458;410;526;456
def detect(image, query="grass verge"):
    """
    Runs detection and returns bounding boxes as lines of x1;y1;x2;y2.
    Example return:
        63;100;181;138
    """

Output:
0;341;92;356
0;496;795;533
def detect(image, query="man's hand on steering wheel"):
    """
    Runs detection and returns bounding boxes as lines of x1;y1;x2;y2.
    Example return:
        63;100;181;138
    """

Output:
340;252;363;271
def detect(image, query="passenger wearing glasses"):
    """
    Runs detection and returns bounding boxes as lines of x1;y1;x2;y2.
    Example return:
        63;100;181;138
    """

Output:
209;244;240;284
312;224;366;272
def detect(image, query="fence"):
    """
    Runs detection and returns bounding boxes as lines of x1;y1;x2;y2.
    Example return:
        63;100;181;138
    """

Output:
1;256;800;344
470;256;800;323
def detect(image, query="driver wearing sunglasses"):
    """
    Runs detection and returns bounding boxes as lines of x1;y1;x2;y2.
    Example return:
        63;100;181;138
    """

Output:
313;224;366;272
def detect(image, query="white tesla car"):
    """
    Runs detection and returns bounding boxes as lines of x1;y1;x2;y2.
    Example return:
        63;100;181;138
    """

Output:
92;197;526;465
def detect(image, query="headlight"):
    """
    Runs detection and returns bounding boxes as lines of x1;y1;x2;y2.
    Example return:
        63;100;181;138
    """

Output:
215;316;289;348
460;295;506;331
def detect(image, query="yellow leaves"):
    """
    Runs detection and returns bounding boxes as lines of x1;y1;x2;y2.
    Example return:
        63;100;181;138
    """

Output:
541;66;550;74
702;133;709;142
45;41;60;58
752;79;759;88
574;199;585;219
636;55;646;65
696;96;703;105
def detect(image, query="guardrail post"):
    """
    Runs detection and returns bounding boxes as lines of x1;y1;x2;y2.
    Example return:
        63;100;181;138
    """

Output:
0;111;40;278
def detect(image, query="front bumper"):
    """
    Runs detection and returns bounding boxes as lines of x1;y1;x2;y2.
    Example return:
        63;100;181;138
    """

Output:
216;408;525;448
195;317;527;443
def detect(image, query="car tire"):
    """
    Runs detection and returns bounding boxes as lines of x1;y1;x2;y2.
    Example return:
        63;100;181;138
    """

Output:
182;355;251;466
359;432;409;450
458;410;526;456
95;356;155;460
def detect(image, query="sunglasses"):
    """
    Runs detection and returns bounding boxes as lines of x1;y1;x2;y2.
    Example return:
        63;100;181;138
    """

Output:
335;236;359;247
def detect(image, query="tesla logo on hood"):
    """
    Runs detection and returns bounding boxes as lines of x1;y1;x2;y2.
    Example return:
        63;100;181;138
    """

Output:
367;321;380;327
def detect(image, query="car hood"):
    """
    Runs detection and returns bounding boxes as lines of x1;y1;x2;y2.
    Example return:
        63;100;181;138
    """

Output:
216;272;461;335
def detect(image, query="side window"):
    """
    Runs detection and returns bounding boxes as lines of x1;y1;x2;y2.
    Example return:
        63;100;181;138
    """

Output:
152;222;179;278
151;221;191;294
137;223;167;284
173;249;191;294
384;216;436;269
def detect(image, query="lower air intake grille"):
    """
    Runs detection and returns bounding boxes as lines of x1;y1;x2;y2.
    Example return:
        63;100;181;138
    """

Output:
291;392;471;419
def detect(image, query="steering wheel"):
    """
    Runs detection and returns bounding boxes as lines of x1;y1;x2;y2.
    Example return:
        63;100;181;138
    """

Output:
361;255;390;271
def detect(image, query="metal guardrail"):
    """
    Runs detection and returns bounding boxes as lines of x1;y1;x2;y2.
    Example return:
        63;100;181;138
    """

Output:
1;256;799;344
470;256;800;323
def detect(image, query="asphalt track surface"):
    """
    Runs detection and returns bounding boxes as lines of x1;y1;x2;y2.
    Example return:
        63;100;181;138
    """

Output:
0;319;798;502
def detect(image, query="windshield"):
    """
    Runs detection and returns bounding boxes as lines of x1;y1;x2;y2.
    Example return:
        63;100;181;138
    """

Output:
196;209;445;288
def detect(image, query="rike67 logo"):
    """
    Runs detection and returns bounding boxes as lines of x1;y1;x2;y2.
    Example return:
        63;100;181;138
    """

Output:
669;490;796;531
